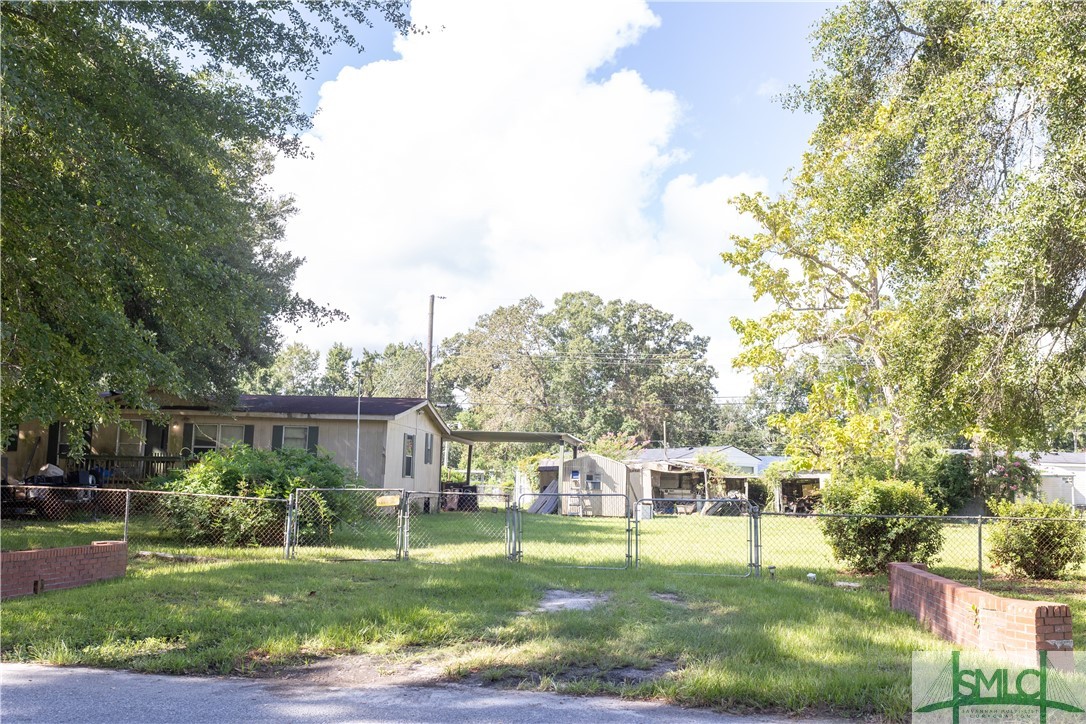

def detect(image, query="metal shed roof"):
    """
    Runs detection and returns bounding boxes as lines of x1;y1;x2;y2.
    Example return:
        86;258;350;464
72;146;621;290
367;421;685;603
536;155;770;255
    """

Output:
447;430;587;447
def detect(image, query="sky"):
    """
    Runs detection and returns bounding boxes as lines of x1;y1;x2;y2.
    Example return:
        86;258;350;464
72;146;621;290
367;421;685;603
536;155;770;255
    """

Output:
271;1;836;398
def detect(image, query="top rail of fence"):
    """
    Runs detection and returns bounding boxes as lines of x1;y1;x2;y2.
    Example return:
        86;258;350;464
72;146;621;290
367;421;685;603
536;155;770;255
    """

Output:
4;484;288;504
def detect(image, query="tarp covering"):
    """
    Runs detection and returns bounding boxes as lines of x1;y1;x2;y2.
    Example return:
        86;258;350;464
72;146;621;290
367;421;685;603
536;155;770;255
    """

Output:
527;480;560;514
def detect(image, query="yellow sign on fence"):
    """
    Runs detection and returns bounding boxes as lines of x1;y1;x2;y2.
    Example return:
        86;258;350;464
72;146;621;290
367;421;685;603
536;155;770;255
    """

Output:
375;495;400;508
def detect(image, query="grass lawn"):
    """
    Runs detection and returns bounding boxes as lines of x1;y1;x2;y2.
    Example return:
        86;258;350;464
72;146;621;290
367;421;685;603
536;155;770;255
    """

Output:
2;510;1083;720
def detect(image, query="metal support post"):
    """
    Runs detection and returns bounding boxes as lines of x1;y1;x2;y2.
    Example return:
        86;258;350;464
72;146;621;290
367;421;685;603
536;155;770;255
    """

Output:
123;489;131;542
626;506;633;568
977;516;983;589
283;492;292;560
751;505;761;577
403;498;411;560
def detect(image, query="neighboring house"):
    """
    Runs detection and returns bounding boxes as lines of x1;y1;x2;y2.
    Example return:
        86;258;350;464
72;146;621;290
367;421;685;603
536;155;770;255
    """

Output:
3;395;451;492
1033;452;1086;508
632;445;762;474
628;446;764;505
516;446;832;515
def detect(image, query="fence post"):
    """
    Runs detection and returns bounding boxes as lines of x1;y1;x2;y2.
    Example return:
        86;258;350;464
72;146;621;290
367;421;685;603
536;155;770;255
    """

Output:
506;504;515;561
123;489;131;542
751;504;761;577
283;492;292;560
398;493;409;561
977;515;983;589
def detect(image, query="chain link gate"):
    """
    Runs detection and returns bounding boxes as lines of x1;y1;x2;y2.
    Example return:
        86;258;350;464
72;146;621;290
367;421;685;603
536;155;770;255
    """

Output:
513;492;633;569
401;490;512;562
634;498;759;576
288;487;403;560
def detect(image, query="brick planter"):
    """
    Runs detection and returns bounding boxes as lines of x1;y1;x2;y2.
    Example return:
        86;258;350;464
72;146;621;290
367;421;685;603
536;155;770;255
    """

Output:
889;562;1073;659
1;541;127;599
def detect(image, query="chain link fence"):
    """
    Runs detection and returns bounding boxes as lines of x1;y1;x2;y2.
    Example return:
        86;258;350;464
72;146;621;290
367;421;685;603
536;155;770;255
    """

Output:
757;512;1086;587
288;488;402;561
514;492;632;569
0;485;288;558
401;491;512;563
1;486;127;550
125;489;289;558
634;497;755;576
3;483;1084;590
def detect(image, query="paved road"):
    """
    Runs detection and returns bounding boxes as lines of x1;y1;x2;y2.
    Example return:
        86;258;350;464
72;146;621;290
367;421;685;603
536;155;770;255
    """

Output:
1;663;817;723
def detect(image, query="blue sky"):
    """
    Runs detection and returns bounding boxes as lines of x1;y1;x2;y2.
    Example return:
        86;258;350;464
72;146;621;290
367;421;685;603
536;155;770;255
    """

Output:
274;1;838;397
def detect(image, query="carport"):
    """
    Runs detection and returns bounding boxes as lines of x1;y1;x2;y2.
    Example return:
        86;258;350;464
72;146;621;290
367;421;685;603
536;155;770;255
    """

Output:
446;430;588;489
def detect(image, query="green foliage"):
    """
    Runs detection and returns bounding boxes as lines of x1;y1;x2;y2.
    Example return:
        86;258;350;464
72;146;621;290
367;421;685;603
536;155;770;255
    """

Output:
241;340;450;404
1;2;412;434
438;292;718;472
693;452;741;497
979;455;1041;511
775;377;896;479
157;445;358;546
724;0;1086;458
759;460;793;493
163;445;356;498
239;343;322;396
586;433;645;462
988;500;1086;580
745;480;770;509
902;444;976;514
819;478;944;573
712;360;814;454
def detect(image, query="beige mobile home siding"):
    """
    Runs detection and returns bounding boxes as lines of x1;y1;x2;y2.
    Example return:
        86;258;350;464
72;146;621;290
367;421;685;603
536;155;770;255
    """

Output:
383;410;443;493
165;413;389;485
557;453;630;517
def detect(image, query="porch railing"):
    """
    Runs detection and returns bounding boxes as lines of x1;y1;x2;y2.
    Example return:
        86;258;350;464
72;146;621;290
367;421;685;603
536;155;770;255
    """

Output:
64;455;189;484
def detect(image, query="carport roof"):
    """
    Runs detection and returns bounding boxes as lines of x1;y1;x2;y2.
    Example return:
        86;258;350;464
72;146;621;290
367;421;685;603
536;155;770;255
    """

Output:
447;430;587;447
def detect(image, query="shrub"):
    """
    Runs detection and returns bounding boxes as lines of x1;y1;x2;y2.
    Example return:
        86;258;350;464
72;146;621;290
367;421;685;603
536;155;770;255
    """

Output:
819;477;944;573
988;500;1086;579
978;454;1040;512
746;480;769;509
903;444;975;513
157;445;359;546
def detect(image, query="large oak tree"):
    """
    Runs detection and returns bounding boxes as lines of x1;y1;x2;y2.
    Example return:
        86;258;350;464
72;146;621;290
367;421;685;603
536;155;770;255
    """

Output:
725;0;1086;464
1;1;411;434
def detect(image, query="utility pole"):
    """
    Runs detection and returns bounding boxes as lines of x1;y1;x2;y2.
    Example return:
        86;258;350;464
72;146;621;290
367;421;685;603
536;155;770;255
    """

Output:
425;294;445;400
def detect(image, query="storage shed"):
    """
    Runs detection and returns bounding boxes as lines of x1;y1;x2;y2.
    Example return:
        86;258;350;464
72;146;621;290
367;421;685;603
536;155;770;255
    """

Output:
556;453;641;517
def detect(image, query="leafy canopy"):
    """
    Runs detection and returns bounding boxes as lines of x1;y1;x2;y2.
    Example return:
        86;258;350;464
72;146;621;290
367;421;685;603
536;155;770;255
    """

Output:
1;1;412;433
724;0;1086;460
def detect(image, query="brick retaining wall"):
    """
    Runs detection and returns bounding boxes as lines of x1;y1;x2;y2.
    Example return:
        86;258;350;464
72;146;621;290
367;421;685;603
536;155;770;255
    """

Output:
888;562;1073;656
1;541;127;599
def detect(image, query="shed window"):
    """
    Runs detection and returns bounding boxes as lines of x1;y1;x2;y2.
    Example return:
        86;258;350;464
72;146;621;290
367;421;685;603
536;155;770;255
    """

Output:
424;433;433;465
403;434;415;478
586;473;601;492
282;426;309;450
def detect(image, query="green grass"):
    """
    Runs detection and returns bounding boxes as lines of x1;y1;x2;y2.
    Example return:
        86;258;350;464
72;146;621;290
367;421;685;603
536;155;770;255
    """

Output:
2;510;1083;721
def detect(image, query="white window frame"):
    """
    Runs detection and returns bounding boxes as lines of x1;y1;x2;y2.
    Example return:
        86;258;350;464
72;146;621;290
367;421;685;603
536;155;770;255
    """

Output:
586;473;602;492
281;425;309;450
403;434;415;478
193;423;245;454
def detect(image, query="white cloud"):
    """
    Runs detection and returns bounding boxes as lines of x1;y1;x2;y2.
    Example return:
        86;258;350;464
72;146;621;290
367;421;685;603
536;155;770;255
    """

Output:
271;0;770;398
756;77;784;98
